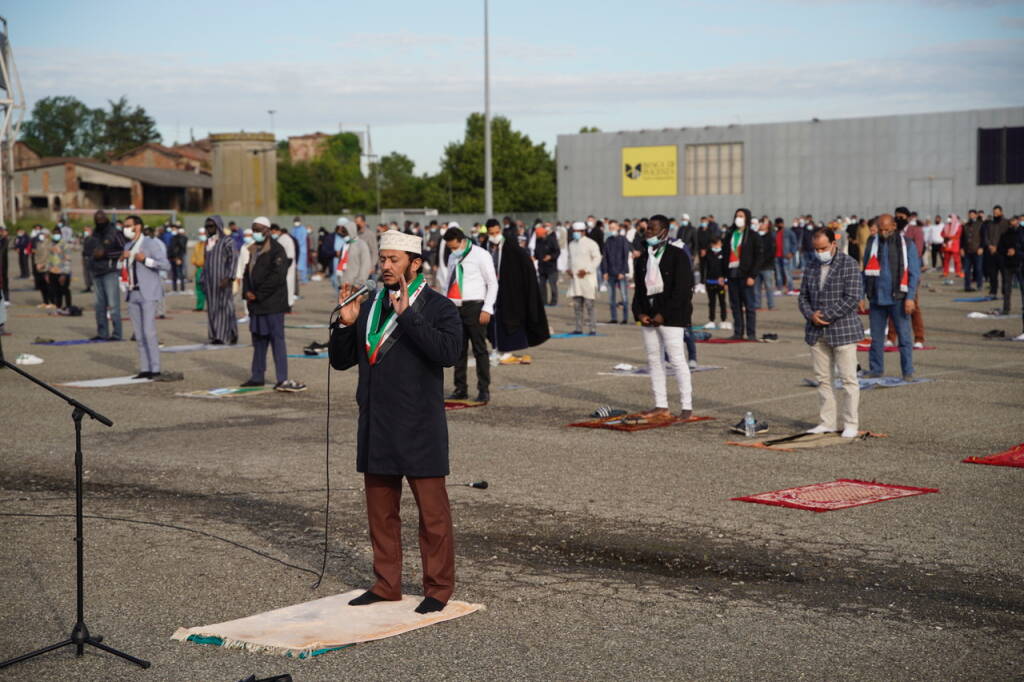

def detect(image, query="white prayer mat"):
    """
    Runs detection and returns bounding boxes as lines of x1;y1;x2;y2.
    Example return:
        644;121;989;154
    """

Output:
58;375;152;388
966;311;1010;319
161;343;250;353
598;363;723;376
175;386;275;399
172;590;484;658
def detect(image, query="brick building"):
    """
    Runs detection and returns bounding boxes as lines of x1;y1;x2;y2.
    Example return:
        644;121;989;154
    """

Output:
112;142;210;174
288;132;330;162
14;159;212;220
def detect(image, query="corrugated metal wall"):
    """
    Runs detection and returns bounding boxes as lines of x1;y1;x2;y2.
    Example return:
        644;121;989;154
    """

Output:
557;107;1024;221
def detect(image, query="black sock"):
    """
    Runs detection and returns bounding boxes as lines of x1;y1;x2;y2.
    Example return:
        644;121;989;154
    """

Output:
348;590;387;606
415;597;446;614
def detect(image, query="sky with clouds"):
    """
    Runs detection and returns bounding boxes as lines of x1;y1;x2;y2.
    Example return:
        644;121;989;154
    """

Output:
7;0;1024;173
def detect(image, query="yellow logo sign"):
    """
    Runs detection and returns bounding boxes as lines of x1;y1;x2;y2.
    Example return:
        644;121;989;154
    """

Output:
622;145;678;197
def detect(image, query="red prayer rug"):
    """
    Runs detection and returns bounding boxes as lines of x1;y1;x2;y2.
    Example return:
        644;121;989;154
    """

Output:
962;443;1024;469
732;478;938;512
445;399;486;411
569;413;713;432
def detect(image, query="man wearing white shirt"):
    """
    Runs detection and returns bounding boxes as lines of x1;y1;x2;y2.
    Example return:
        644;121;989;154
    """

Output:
567;221;602;335
443;226;498;403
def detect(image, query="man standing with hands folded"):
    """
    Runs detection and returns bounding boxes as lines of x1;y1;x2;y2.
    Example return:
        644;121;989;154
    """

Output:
329;230;462;614
798;227;864;438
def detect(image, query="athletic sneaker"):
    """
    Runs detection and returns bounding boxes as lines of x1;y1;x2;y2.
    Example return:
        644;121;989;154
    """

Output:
841;426;860;439
884;339;896;348
705;321;718;329
240;379;264;387
1014;333;1024;341
806;424;836;434
720;320;733;331
688;359;698;369
913;341;925;349
275;380;307;392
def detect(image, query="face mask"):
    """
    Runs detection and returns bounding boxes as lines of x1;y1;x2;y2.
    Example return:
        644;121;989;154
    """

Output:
199;234;208;242
646;236;663;247
711;247;722;253
271;233;280;241
570;232;582;241
488;234;503;245
735;216;746;228
681;220;689;226
816;250;834;264
243;237;254;245
293;221;301;227
700;222;707;228
586;220;595;228
122;227;135;239
52;234;61;242
253;232;266;243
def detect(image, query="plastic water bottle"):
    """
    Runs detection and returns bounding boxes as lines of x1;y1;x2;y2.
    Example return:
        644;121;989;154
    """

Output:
744;411;756;437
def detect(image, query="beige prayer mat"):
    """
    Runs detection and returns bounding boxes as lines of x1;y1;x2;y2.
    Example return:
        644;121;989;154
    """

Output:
172;590;484;658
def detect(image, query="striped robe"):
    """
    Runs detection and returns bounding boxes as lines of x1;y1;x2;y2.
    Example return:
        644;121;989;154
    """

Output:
204;236;238;343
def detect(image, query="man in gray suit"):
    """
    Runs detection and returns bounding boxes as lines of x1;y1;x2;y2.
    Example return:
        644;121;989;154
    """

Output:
121;215;171;379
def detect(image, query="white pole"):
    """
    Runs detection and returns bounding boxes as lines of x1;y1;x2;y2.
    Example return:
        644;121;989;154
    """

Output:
483;0;493;217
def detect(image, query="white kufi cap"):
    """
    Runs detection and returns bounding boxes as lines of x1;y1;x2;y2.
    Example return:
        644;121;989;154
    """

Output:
572;221;587;231
253;216;271;228
379;229;423;255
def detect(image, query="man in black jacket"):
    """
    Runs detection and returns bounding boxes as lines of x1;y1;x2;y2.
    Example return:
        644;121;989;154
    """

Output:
330;230;462;614
168;225;189;291
724;208;763;340
240;219;305;392
985;205;1012;298
533;223;560;306
88;210;126;341
997;215;1022;319
486;219;550;353
632;214;695;419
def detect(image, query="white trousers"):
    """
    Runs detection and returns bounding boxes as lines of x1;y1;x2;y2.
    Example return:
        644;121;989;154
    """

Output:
809;338;859;430
642;325;692;411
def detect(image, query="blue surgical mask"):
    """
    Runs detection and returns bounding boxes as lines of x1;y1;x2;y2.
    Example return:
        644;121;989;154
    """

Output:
271;233;280;241
253;232;266;243
711;246;722;253
571;232;581;241
700;222;707;228
646;236;663;246
52;234;61;242
816;250;834;264
199;234;208;242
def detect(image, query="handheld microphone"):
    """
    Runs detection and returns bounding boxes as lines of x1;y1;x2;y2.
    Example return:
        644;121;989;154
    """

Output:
332;280;378;314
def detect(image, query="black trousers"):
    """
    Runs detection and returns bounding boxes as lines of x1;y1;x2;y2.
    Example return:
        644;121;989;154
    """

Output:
47;272;72;309
727;277;756;338
454;300;490;395
538;268;558;305
34;270;52;304
707;283;727;321
986;252;1002;295
18;253;30;278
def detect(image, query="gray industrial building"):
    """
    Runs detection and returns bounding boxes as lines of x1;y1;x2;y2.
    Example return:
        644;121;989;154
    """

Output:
556;107;1024;222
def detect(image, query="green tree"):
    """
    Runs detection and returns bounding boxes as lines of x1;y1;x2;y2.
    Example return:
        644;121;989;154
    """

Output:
437;113;555;213
369;152;429;209
19;96;105;157
579;126;601;133
97;96;161;159
278;132;371;213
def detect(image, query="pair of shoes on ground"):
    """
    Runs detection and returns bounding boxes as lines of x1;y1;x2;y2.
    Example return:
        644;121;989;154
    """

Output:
89;335;121;341
807;424;860;438
447;391;490;403
729;334;757;341
348;590;445;614
240;379;307;392
719;321;733;330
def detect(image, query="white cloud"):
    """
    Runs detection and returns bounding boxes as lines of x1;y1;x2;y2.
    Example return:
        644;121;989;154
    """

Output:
17;39;1023;173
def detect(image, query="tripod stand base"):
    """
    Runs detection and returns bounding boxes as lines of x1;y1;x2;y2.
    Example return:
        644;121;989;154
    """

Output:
0;621;150;670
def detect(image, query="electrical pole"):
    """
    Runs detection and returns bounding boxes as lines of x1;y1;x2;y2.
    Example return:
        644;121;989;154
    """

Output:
483;0;493;217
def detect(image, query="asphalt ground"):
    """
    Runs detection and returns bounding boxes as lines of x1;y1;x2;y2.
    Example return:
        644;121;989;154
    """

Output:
1;259;1022;681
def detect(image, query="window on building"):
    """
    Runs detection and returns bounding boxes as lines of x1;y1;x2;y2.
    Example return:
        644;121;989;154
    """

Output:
29;196;48;208
978;127;1024;185
685;143;743;196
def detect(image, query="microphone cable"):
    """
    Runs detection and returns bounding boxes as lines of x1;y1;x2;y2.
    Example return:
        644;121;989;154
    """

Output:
311;307;341;590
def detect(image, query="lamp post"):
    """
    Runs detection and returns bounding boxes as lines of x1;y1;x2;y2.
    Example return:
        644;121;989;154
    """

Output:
267;109;276;134
483;0;493;217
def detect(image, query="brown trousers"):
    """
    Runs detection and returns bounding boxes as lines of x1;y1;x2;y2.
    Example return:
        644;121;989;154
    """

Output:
364;473;455;603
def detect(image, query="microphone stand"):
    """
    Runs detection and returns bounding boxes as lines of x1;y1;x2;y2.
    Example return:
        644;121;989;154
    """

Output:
0;336;150;670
